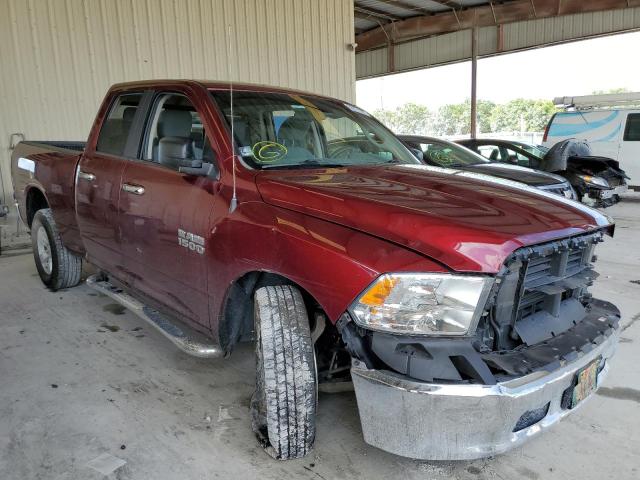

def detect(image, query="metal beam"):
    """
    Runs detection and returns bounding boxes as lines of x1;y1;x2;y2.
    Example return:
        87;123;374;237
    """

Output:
354;5;401;22
355;0;640;51
470;27;478;139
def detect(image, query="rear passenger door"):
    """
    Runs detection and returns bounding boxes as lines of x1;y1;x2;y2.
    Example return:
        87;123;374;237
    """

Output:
118;92;218;329
76;91;146;275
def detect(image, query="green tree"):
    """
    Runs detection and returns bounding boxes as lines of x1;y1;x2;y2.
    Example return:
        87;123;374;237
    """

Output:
373;103;432;135
432;102;469;136
431;99;495;136
490;99;556;132
476;100;496;134
372;97;555;137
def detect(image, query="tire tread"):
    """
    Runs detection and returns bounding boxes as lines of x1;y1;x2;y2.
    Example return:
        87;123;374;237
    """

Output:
253;285;316;460
32;208;82;290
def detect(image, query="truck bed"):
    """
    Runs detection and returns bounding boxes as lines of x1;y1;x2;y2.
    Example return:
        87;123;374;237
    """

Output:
21;140;86;152
11;140;86;254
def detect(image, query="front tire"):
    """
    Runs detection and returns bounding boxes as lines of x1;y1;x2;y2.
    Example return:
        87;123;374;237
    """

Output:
251;285;317;460
31;208;82;290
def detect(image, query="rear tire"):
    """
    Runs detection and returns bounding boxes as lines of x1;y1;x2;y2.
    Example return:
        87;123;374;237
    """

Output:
31;208;82;290
251;285;317;460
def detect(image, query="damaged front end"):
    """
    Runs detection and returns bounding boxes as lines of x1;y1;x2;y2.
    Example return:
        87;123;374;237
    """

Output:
545;139;628;207
342;231;621;460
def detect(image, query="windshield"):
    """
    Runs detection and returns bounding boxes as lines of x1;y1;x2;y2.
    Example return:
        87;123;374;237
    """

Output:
211;91;420;169
408;139;489;168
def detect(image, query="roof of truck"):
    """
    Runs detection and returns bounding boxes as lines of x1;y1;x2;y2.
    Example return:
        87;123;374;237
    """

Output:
109;79;341;102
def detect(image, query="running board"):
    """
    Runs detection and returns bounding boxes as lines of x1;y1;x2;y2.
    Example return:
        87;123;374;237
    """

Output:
86;274;224;358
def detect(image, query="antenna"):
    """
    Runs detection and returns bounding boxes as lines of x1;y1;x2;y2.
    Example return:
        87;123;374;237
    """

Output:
227;24;238;213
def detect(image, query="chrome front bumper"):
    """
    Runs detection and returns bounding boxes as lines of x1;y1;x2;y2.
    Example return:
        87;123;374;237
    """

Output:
596;184;627;200
614;184;629;195
351;327;619;461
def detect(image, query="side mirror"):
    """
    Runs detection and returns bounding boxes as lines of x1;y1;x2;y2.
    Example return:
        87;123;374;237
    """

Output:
178;159;218;178
158;137;219;178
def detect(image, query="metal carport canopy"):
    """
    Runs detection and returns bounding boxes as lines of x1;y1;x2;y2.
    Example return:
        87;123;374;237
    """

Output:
353;0;640;137
354;0;640;78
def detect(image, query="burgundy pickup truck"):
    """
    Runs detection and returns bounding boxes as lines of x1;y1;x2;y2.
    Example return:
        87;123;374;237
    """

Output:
11;80;620;461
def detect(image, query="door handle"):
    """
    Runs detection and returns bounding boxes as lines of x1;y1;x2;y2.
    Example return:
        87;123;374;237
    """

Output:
122;183;145;195
78;171;95;181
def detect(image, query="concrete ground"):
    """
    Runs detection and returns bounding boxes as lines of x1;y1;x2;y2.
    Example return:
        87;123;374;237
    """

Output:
0;208;30;252
1;196;639;480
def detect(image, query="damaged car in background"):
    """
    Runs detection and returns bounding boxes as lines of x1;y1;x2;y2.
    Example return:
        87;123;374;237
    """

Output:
399;135;577;200
11;80;621;461
459;138;629;207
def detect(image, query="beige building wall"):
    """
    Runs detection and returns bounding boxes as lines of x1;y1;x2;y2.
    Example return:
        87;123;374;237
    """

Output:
0;0;355;206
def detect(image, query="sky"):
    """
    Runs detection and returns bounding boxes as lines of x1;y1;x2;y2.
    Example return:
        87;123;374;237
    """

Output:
356;31;640;112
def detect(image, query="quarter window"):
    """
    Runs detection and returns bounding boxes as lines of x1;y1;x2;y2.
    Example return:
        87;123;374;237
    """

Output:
624;113;640;141
96;93;143;156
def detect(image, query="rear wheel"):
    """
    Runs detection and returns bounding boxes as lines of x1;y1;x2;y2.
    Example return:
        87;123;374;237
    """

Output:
251;285;317;460
31;208;82;290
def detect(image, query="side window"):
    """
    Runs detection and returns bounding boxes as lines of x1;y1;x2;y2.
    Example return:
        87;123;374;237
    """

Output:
624;113;640;141
96;93;143;156
478;145;500;161
143;93;207;170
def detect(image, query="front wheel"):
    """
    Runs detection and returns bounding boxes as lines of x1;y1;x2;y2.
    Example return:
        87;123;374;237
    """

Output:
31;208;82;290
251;285;317;460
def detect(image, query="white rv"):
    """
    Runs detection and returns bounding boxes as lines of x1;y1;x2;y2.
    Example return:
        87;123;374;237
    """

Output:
543;92;640;189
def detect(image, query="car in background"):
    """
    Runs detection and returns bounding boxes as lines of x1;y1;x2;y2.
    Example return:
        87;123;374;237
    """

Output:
399;135;576;200
458;138;628;207
543;94;640;189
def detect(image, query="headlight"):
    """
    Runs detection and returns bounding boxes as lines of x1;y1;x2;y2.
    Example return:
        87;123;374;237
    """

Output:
579;174;609;188
350;273;494;336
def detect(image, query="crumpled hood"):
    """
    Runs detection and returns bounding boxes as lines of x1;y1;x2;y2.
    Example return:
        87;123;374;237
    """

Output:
256;164;612;273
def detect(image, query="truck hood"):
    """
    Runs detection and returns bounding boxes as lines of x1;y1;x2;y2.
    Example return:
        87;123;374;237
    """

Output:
255;164;612;273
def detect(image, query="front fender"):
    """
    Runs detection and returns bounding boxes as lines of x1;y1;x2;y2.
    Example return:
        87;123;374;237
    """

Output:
208;201;447;334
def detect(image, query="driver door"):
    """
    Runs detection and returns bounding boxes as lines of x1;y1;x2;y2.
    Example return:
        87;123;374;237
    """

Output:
118;92;217;329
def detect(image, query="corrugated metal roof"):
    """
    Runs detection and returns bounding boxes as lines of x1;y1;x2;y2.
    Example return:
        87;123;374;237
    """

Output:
356;0;420;18
354;0;513;34
356;5;640;78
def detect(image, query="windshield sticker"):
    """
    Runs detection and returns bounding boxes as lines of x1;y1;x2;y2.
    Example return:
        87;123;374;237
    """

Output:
239;146;253;157
252;141;288;163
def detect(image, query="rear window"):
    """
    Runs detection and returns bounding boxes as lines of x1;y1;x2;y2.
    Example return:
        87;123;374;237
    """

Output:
624;113;640;141
96;93;143;156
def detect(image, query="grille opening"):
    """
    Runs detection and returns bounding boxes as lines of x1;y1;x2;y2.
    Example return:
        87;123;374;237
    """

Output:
487;232;602;352
449;356;484;384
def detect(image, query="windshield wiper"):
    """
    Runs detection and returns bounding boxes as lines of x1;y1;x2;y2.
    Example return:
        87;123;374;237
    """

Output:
446;163;470;168
261;159;347;170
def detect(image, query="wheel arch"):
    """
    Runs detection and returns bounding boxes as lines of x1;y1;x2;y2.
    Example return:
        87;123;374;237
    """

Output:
218;270;324;353
25;186;49;227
